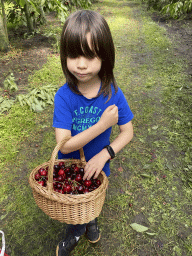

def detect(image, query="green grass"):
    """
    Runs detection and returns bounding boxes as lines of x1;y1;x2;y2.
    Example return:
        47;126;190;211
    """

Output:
0;0;192;255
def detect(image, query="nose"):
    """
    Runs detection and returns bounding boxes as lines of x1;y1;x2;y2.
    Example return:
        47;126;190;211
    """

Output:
76;56;87;69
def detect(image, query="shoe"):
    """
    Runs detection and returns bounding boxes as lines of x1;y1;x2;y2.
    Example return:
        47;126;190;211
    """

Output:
85;218;101;243
56;234;80;256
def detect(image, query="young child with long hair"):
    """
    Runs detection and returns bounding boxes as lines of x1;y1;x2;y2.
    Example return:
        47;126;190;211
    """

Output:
53;9;134;256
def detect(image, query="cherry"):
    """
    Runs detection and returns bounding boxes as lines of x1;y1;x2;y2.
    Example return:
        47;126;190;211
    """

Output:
64;180;70;186
78;168;84;176
71;173;76;180
62;186;68;194
64;167;71;173
65;171;71;178
38;180;45;186
84;188;89;193
59;162;65;167
90;184;98;191
71;164;77;169
53;171;57;178
57;175;65;182
95;179;101;186
54;188;62;193
65;185;72;193
38;168;46;176
53;182;57;188
57;183;63;189
35;173;40;181
58;169;65;176
84;180;92;187
35;163;101;195
75;174;82;182
73;166;79;172
54;165;60;172
77;185;84;194
40;169;48;176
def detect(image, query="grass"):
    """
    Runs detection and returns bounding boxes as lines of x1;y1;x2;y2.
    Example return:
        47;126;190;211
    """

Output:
0;0;192;255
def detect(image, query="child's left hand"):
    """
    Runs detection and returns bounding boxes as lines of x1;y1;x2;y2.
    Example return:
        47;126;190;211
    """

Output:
83;150;110;180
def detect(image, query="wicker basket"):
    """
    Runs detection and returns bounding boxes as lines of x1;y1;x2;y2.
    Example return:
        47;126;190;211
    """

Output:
29;136;108;225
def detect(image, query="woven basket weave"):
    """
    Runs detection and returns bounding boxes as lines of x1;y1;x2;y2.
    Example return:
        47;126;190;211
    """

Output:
29;135;108;225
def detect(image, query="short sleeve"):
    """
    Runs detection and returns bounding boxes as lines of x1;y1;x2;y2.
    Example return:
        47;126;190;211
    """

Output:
53;88;73;130
116;88;134;125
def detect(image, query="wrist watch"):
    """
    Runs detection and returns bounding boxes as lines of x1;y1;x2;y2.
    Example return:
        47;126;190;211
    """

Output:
104;145;115;160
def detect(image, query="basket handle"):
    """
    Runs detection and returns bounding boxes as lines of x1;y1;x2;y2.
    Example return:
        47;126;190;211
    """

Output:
47;135;86;195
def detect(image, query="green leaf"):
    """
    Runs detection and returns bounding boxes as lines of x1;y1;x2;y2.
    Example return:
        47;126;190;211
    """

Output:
130;223;149;233
140;173;151;178
146;232;156;236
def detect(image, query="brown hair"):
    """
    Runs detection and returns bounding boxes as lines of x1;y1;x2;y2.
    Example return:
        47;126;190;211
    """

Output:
60;10;118;101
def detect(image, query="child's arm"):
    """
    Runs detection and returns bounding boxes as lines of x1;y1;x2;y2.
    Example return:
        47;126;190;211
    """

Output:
55;105;118;154
83;121;133;180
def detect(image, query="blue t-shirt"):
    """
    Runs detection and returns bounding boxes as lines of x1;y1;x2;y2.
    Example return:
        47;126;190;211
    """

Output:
53;83;134;177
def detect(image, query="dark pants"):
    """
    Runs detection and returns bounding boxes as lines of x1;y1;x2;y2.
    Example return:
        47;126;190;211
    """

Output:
65;218;96;237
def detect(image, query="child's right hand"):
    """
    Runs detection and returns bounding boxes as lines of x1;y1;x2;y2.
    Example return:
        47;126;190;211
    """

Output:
99;104;118;130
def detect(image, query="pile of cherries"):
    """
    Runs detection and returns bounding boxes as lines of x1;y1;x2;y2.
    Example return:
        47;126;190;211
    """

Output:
35;162;101;194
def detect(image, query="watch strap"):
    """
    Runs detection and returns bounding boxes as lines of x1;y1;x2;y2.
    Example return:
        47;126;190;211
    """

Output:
104;145;115;159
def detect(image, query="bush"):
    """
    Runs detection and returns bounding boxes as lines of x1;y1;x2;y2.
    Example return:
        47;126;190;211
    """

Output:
142;0;192;19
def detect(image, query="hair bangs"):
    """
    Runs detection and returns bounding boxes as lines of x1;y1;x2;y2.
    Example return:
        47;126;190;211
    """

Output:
65;26;98;59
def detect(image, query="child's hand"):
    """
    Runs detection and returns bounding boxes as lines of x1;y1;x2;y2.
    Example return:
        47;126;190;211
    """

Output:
99;104;118;130
83;150;109;180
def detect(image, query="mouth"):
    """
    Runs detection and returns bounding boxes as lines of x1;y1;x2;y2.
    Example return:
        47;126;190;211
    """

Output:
76;73;88;77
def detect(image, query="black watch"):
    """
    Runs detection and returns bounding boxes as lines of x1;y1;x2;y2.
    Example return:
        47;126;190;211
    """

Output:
104;145;115;159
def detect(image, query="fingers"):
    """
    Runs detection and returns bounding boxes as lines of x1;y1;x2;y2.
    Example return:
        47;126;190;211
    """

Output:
107;104;117;111
83;164;100;180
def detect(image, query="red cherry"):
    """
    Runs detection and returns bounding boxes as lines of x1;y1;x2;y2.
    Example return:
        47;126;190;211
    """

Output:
90;185;97;191
65;167;71;173
54;188;62;193
57;183;63;189
95;179;101;186
71;173;76;180
35;173;40;181
59;162;65;167
40;169;48;176
75;174;82;182
65;185;72;193
84;188;89;193
84;180;92;187
64;180;70;186
73;166;79;172
79;168;84;176
71;164;77;169
38;180;45;186
57;175;65;182
38;168;46;175
62;186;67;193
54;165;60;172
58;169;65;176
77;185;84;194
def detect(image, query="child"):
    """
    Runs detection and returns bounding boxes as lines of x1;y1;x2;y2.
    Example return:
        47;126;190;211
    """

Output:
53;10;134;256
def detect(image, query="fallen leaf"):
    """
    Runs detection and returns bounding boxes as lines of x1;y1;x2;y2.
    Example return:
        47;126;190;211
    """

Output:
118;167;123;172
130;223;149;233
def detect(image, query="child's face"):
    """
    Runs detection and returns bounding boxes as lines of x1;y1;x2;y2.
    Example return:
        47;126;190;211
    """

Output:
66;33;102;86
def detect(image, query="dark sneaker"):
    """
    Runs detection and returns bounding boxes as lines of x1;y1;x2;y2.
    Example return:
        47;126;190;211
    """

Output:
56;234;80;256
85;218;101;243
